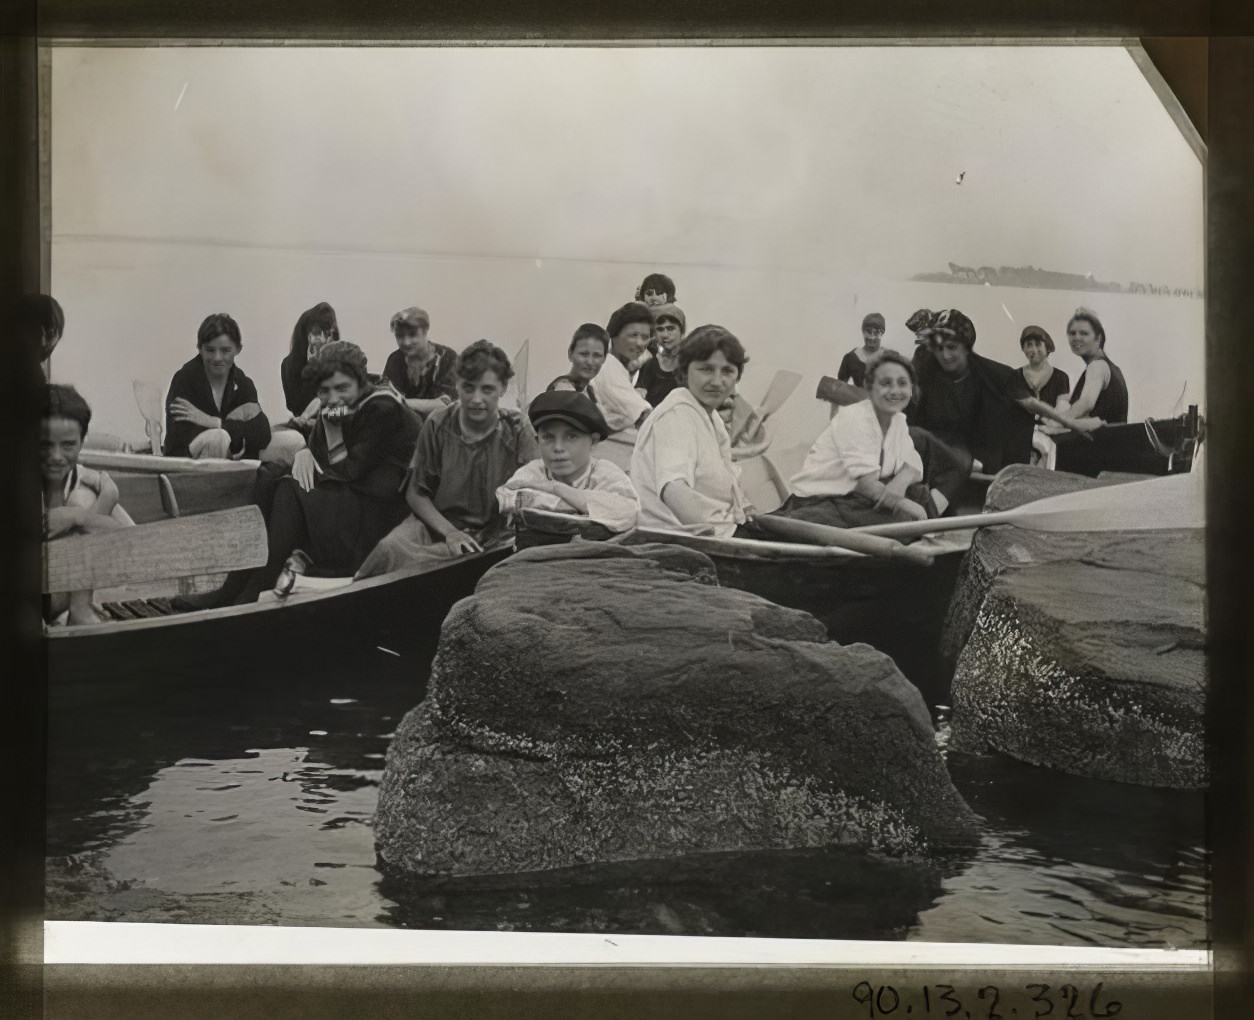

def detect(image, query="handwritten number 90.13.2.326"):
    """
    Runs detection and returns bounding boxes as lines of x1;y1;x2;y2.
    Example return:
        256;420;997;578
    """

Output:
850;981;1122;1020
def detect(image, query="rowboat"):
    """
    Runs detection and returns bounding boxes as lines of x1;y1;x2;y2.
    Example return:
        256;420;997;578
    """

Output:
46;542;512;709
80;448;262;524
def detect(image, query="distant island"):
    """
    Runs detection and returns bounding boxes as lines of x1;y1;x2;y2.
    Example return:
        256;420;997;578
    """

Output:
911;262;1203;299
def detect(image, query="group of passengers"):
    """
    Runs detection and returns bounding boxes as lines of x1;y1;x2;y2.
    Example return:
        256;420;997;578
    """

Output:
32;274;1129;621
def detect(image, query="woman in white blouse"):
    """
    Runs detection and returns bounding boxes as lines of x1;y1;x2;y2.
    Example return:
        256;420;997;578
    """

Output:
631;325;754;538
773;349;938;529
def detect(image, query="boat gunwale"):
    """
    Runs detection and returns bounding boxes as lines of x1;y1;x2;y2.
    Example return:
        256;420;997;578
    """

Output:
44;541;513;641
80;449;264;475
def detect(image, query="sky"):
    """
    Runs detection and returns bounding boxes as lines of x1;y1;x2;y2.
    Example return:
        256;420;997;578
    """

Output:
53;45;1202;286
50;45;1204;449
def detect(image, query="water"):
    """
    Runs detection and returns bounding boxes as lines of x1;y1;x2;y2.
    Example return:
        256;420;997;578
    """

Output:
45;634;1208;946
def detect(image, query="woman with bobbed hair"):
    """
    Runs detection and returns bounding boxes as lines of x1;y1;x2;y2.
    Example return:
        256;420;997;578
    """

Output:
597;302;655;432
185;340;421;607
774;349;939;529
354;339;539;578
280;302;340;425
1031;307;1128;432
630;324;754;538
164;312;272;460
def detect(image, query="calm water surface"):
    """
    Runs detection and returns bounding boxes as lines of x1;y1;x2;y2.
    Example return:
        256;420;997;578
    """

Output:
46;628;1208;945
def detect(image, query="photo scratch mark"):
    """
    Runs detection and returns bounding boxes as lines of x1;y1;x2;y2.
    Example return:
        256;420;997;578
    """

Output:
174;82;189;111
1001;303;1014;322
376;646;400;657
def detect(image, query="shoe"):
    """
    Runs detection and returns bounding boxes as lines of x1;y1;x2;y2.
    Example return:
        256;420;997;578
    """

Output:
273;549;314;597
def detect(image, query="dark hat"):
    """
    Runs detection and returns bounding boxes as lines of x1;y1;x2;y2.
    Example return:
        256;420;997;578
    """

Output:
390;306;430;332
861;312;886;331
1019;324;1055;354
652;303;686;332
316;340;369;373
905;308;934;333
527;390;611;440
923;308;977;349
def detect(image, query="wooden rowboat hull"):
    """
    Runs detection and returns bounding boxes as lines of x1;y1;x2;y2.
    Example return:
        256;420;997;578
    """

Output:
46;545;512;709
617;526;972;703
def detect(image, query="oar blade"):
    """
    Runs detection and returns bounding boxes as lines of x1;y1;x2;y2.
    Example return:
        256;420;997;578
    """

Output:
1010;470;1205;532
757;370;804;419
44;505;267;593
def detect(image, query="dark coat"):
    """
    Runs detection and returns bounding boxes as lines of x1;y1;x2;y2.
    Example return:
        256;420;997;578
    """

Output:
163;356;271;459
910;350;1035;472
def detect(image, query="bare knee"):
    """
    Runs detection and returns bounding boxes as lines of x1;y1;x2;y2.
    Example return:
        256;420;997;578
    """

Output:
189;428;233;460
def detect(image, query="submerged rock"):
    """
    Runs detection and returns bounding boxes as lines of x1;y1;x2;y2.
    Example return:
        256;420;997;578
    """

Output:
376;542;977;879
946;465;1206;788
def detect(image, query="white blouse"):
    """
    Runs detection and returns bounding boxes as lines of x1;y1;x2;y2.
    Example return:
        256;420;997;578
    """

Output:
789;399;922;498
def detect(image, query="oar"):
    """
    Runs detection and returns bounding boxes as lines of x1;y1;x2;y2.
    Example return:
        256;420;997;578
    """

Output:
512;339;530;414
731;369;803;445
44;505;267;593
753;514;934;566
853;469;1205;541
133;380;165;454
815;375;868;408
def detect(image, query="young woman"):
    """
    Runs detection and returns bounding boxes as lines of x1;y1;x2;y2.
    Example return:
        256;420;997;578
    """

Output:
630;325;754;538
279;302;340;426
200;341;421;606
546;323;610;402
634;272;676;307
836;312;886;389
380;306;459;421
1016;324;1071;409
163;313;272;460
773;350;937;530
1031;308;1129;433
354;340;539;578
41;384;133;625
596;302;655;432
635;303;685;407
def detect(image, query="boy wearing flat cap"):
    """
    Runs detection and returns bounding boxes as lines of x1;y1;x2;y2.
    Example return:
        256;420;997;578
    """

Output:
496;390;639;546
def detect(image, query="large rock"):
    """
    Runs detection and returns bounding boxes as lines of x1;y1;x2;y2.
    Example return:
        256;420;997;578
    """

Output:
946;465;1206;788
376;542;978;879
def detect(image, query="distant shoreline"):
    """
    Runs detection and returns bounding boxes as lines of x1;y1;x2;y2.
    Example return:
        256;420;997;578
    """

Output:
912;263;1203;299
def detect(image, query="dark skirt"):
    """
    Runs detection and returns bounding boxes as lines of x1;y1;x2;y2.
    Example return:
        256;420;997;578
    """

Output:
771;489;935;531
276;478;411;576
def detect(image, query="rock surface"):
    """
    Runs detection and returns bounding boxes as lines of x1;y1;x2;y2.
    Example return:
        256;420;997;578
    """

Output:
946;465;1206;788
376;542;977;879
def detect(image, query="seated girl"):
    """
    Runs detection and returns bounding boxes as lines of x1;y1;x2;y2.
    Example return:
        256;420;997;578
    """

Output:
1027;308;1128;435
630;325;755;539
42;384;134;626
280;302;339;429
546;323;610;403
354;340;539;578
772;350;941;531
634;272;676;308
196;341;420;606
496;390;638;548
1014;324;1070;466
164;313;273;461
596;302;655;433
635;303;685;408
836;312;886;389
380;306;459;422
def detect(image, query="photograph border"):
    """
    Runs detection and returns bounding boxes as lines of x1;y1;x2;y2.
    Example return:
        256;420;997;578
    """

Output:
4;2;1248;1017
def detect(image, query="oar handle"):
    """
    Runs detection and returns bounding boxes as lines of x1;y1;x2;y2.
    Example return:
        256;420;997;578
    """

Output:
754;514;934;566
855;509;1021;540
